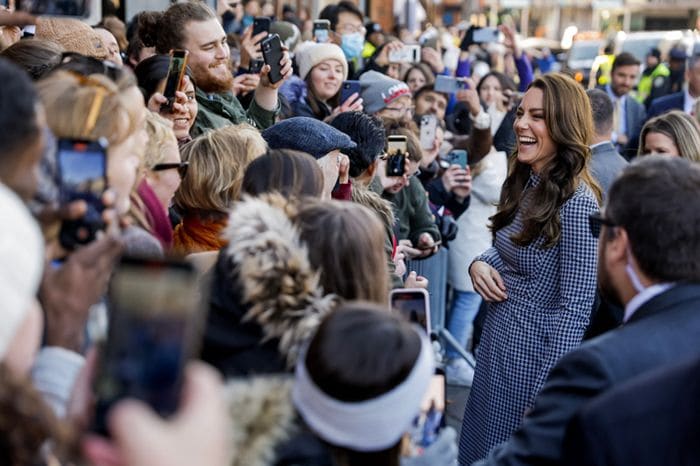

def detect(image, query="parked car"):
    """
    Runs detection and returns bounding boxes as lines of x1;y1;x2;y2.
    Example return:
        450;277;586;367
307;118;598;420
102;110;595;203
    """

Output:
563;39;604;86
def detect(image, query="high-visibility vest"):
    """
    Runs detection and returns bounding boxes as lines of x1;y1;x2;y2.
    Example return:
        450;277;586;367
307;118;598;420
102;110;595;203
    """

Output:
637;63;670;103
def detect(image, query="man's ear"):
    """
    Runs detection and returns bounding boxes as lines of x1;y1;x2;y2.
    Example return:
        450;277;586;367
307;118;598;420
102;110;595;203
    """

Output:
605;226;629;266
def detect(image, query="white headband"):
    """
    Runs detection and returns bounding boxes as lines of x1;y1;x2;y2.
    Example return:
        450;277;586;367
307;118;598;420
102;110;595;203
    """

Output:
292;330;434;451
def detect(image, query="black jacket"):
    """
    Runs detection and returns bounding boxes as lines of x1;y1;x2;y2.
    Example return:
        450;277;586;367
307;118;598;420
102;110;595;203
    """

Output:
563;354;700;466
470;283;700;466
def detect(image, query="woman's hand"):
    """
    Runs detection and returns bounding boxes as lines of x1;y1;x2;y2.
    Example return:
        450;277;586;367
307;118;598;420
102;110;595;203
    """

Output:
232;73;259;96
333;92;363;114
470;260;507;302
442;165;472;200
375;40;404;67
421;47;445;74
404;271;428;289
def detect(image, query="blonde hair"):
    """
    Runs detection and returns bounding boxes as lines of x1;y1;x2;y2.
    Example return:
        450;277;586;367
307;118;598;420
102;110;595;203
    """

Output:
175;124;267;213
36;70;138;146
143;112;177;170
639;110;700;162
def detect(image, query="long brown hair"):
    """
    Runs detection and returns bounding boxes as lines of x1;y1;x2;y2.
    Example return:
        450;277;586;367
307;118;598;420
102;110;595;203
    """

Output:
490;73;601;248
294;201;389;304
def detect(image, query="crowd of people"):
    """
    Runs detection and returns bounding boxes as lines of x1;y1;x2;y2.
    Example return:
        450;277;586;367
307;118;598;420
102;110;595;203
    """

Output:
0;1;699;465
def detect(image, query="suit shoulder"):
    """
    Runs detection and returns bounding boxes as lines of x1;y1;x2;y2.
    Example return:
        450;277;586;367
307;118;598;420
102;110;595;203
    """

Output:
648;91;684;115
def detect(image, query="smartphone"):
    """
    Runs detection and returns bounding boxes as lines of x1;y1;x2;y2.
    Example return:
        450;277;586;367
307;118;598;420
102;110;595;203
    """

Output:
248;57;264;74
13;0;91;17
434;75;469;94
390;288;431;333
447;149;468;169
409;372;445;450
90;257;205;437
261;34;284;84
388;45;421;64
161;50;189;112
472;27;500;43
339;80;361;103
57;138;107;251
420;114;438;150
252;16;271;39
386;135;408;177
313;19;331;43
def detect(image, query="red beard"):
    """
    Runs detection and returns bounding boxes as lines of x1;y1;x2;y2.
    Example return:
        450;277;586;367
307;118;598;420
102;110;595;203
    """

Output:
193;60;235;94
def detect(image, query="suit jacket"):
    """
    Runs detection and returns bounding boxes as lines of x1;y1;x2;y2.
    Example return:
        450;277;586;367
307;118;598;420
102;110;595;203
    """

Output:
589;142;628;201
563;354;700;466
647;91;685;119
473;283;700;466
597;86;646;159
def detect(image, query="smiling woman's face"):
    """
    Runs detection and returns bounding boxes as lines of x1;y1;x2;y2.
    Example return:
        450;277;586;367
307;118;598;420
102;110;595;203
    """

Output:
514;87;557;173
160;76;198;140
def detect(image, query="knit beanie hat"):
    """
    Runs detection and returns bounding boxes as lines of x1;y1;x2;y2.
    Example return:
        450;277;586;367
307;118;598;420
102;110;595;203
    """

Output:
0;183;44;360
36;17;108;60
295;41;348;81
262;117;356;159
359;70;411;114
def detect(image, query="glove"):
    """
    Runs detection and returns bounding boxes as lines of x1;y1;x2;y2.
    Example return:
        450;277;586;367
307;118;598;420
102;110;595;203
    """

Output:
401;426;458;466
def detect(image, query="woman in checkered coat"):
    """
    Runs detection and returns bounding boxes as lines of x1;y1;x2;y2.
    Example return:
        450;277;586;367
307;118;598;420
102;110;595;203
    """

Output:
459;74;601;465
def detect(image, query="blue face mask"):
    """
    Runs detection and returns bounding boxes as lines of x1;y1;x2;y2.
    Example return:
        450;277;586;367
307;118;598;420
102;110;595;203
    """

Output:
341;33;364;60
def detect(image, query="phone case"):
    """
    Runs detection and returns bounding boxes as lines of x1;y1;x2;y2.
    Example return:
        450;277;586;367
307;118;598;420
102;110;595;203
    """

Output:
162;50;189;108
252;17;271;37
340;81;361;103
420;115;437;150
262;34;284;84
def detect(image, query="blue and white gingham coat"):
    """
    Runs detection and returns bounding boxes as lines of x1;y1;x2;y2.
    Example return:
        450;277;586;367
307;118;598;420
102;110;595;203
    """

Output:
459;173;598;465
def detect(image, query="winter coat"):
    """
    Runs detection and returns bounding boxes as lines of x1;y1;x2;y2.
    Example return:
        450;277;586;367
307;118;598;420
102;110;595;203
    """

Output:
201;196;338;378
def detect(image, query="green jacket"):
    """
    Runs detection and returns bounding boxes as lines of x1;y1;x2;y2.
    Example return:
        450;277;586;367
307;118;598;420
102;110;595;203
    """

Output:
192;87;279;136
382;177;441;246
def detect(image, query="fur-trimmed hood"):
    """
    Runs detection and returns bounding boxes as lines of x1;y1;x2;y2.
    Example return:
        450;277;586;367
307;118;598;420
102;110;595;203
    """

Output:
225;376;296;466
224;375;331;466
201;195;338;376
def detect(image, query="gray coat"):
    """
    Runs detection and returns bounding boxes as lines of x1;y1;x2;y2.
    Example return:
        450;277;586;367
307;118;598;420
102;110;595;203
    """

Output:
589;141;628;202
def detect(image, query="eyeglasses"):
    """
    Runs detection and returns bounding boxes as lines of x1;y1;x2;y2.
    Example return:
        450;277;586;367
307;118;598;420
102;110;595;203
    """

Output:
152;162;189;179
588;211;616;238
384;106;415;116
335;24;366;35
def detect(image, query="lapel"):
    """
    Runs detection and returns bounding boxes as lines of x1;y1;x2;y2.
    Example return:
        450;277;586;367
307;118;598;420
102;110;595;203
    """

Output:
627;283;700;324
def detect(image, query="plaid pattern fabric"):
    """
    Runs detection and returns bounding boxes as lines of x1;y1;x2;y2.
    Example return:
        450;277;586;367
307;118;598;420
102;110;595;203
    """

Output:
459;174;598;465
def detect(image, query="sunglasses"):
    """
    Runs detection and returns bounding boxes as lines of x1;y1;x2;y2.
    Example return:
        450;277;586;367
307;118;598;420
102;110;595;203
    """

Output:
588;211;616;238
152;161;189;179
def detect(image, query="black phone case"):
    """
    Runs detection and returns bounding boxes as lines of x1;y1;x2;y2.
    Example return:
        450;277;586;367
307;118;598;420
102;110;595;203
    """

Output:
262;35;284;84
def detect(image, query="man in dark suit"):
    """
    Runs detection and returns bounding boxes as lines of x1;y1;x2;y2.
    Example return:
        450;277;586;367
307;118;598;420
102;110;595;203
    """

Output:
466;156;700;466
600;53;646;158
563;355;700;466
647;54;700;119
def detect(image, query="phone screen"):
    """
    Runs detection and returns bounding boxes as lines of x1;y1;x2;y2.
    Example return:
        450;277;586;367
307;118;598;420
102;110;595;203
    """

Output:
391;290;430;332
472;27;500;43
57;139;106;248
162;51;188;105
91;258;204;436
387;137;408;156
58;142;106;204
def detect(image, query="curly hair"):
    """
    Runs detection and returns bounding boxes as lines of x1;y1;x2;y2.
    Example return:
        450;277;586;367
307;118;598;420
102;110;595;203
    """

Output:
490;73;602;248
